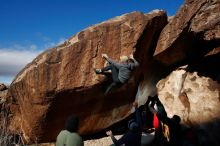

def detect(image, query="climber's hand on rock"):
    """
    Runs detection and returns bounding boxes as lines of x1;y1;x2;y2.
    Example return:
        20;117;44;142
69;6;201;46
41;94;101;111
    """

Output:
132;101;138;108
102;54;108;59
106;130;112;136
130;54;134;59
154;103;158;111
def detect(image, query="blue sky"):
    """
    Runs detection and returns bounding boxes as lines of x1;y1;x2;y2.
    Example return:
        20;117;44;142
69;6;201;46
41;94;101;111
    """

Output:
0;0;184;85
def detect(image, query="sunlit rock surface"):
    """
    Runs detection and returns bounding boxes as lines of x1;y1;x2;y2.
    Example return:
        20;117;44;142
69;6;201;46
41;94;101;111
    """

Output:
8;11;167;143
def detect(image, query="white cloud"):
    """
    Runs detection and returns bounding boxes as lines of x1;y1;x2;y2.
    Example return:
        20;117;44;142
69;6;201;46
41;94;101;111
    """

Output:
0;76;14;86
0;50;41;76
30;44;37;50
0;47;42;85
0;37;66;85
0;45;42;77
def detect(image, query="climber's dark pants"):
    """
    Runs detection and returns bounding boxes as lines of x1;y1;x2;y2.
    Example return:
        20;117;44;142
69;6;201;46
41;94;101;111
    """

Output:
101;64;122;95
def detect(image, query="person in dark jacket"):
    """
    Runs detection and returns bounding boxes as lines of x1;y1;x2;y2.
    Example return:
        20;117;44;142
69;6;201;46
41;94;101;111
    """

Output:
159;115;182;146
148;98;182;146
106;102;142;146
148;95;167;118
56;115;84;146
147;96;166;146
141;95;167;130
94;53;139;95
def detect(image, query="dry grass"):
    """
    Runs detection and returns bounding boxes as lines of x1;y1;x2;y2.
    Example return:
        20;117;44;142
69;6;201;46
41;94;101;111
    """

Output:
0;94;10;145
0;94;25;146
0;98;12;145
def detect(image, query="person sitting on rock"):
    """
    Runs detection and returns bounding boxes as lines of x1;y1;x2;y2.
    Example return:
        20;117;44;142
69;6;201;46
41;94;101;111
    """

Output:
56;115;84;146
106;101;142;146
94;53;139;95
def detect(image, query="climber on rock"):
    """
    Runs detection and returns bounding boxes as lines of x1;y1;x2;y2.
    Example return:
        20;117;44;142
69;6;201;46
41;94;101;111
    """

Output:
94;53;139;95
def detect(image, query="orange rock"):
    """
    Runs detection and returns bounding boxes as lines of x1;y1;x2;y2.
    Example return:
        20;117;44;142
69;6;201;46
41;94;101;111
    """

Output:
157;50;220;145
8;11;167;144
154;0;220;65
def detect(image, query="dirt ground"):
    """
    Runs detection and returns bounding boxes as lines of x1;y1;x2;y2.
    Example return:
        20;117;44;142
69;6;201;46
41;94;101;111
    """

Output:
32;135;122;146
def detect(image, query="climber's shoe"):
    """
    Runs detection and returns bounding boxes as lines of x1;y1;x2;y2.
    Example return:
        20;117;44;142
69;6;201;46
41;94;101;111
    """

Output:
94;68;102;74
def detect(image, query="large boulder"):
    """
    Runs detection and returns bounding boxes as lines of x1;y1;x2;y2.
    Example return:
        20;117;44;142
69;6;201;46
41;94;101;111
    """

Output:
154;0;220;65
157;53;220;146
8;11;167;143
152;0;220;145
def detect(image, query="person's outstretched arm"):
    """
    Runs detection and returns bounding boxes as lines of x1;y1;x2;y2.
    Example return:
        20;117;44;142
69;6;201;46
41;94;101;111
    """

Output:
132;58;139;67
148;101;156;114
106;130;128;146
102;54;122;69
129;54;139;69
111;134;128;146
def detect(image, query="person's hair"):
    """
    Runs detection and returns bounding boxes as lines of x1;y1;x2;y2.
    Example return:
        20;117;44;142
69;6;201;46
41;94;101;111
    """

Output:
120;56;129;62
172;115;181;124
128;119;138;132
65;115;79;132
128;58;134;63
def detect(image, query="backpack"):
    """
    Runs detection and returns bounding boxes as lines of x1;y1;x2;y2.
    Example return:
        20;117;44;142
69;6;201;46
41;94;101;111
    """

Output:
161;122;170;142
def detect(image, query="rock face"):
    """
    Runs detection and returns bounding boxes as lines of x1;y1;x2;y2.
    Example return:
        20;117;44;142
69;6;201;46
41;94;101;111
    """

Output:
157;63;220;145
157;67;220;125
135;0;219;105
7;0;220;145
154;0;220;65
154;0;220;145
8;11;167;143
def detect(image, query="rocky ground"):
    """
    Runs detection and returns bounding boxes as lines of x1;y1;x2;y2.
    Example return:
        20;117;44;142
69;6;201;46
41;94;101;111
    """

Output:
30;135;122;146
84;135;121;146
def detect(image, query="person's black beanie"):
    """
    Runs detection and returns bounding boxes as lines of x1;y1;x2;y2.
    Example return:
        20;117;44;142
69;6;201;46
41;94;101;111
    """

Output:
65;115;79;133
172;115;181;124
